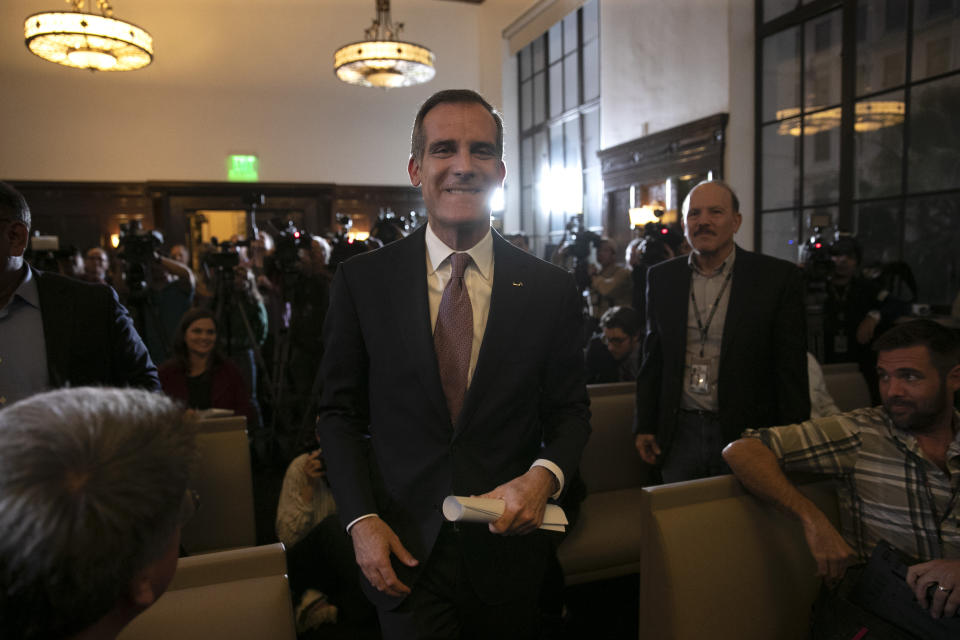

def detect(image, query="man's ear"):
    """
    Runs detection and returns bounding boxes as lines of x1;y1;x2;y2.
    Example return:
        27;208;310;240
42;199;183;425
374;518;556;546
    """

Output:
408;156;421;187
127;571;161;609
946;363;960;394
6;221;28;258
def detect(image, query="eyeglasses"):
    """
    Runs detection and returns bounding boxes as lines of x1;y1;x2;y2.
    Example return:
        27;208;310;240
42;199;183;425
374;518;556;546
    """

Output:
178;489;201;526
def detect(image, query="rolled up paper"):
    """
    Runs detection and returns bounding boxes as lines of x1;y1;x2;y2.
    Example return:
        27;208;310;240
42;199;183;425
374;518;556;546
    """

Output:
441;496;568;533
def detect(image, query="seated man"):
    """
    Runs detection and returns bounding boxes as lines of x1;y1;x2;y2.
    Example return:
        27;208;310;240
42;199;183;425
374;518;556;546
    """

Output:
723;319;960;621
0;387;198;640
585;305;642;384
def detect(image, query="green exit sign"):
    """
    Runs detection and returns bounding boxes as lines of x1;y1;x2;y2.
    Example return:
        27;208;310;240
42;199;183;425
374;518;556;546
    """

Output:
227;154;259;182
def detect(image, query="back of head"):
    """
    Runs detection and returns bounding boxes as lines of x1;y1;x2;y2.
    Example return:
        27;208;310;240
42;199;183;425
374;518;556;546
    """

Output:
0;387;198;640
873;319;960;377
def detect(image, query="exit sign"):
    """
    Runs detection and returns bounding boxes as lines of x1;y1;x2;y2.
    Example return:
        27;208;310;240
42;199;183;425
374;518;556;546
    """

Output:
227;154;259;182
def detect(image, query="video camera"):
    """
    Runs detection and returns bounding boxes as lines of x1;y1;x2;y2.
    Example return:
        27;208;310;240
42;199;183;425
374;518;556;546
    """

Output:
801;227;839;284
265;220;312;275
637;222;682;267
203;237;249;272
25;234;79;274
117;221;164;297
559;214;603;262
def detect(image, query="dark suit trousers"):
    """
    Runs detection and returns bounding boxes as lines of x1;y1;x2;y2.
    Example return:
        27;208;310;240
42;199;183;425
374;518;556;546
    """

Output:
377;525;542;640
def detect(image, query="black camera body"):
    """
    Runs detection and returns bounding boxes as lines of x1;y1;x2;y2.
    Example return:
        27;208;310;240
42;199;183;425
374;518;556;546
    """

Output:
117;221;164;297
267;221;312;275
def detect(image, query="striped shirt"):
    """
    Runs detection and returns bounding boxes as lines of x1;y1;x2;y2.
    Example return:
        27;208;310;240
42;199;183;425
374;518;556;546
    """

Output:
744;407;960;562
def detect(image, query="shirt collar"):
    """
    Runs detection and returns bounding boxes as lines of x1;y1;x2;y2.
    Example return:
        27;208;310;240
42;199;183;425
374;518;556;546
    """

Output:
688;244;737;277
8;266;39;310
425;223;494;281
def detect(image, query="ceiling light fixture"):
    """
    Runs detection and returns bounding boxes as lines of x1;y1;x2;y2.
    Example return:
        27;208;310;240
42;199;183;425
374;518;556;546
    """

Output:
334;0;435;89
776;101;905;136
24;0;154;72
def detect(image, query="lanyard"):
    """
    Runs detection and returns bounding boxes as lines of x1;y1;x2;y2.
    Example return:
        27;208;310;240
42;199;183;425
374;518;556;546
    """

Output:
690;269;733;358
915;457;960;548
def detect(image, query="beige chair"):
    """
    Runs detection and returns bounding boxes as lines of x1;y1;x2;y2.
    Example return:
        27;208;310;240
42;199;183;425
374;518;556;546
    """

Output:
180;416;257;553
119;544;296;640
639;474;840;640
822;361;873;411
558;381;652;584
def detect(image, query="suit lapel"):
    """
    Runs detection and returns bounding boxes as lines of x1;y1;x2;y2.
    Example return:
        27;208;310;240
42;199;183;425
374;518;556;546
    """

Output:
456;232;524;437
663;259;691;357
386;227;449;425
721;246;749;357
34;269;72;388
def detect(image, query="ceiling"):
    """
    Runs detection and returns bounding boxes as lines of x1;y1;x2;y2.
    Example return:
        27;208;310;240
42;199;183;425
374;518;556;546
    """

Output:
2;0;513;92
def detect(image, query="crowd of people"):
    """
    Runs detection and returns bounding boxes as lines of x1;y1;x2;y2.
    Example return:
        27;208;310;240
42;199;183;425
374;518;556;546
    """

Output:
0;87;957;640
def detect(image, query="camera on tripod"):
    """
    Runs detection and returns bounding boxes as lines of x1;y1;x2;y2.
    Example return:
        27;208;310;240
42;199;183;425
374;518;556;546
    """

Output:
117;221;164;296
204;237;250;272
560;214;603;261
801;227;835;285
265;220;312;275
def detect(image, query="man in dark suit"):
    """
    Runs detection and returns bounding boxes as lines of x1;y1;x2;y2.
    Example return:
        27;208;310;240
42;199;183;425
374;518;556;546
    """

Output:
0;181;158;408
633;180;809;483
316;90;590;639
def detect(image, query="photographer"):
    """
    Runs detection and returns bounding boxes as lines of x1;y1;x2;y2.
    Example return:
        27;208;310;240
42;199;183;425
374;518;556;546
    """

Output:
817;235;895;404
204;245;268;435
126;256;196;366
587;238;632;321
627;222;684;320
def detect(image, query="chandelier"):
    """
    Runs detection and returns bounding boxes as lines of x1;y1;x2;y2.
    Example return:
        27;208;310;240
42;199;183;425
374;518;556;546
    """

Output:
334;0;435;89
776;102;905;137
24;0;154;72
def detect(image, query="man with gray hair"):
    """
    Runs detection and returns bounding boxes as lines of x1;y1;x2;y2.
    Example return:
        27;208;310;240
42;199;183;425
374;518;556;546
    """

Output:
0;387;198;640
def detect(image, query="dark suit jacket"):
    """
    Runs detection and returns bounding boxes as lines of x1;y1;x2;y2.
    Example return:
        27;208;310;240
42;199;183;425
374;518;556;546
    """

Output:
316;226;590;609
35;268;159;391
634;247;809;453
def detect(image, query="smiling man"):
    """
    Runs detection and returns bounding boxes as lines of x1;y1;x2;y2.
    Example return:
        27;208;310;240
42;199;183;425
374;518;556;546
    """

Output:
723;319;960;625
633;179;809;482
316;90;590;639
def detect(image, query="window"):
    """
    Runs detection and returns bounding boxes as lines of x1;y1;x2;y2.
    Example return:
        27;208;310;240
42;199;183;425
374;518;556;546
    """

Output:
517;0;600;255
757;0;960;304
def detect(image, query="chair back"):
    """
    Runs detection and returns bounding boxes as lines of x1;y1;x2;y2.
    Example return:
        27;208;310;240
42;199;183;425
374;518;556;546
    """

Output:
180;416;256;552
639;474;839;640
119;544;296;640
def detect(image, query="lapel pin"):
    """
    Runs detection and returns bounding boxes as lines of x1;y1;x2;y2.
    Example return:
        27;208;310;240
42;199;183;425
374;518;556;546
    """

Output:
512;281;524;287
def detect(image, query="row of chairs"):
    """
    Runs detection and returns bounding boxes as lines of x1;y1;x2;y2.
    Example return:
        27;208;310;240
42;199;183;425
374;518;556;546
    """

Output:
120;363;871;639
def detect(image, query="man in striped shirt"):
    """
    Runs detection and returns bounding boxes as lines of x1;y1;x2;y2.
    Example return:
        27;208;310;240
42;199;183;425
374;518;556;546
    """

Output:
724;319;960;620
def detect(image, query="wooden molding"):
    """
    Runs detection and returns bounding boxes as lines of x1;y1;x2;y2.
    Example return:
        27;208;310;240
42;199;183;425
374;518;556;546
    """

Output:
598;113;729;193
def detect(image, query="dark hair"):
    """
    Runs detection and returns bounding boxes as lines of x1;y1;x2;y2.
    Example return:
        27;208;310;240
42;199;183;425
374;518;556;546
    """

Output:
600;305;641;337
873;319;960;378
682;179;740;215
171;307;224;371
0;387;197;639
410;89;504;163
0;181;31;230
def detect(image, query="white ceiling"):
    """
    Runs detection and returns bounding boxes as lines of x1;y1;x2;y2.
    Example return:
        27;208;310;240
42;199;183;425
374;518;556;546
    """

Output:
3;0;511;91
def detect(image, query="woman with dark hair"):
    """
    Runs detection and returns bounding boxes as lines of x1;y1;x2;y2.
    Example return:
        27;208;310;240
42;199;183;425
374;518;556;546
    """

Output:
158;307;254;424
